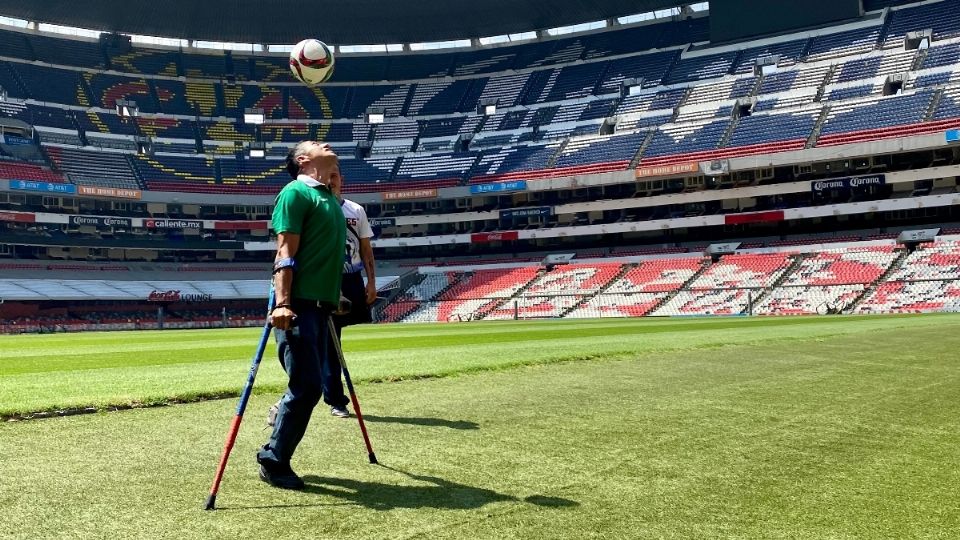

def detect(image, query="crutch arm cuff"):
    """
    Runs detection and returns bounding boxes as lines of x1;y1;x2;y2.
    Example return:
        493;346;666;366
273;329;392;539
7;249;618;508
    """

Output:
272;258;296;274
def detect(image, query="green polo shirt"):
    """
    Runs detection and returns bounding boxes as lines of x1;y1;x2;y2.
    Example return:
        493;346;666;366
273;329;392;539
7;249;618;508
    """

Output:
272;177;346;305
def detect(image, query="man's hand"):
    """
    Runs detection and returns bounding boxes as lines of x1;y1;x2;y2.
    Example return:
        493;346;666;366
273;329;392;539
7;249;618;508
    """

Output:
365;281;377;305
271;306;296;331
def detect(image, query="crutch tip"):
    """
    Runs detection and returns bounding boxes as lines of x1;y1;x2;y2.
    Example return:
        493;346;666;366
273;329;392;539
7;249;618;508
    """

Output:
369;453;378;464
204;494;217;511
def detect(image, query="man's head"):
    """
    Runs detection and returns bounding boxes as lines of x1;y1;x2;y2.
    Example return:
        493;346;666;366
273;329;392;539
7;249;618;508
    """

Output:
285;141;339;182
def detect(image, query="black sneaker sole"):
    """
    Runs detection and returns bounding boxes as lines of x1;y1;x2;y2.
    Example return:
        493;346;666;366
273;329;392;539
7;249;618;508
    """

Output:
258;466;305;490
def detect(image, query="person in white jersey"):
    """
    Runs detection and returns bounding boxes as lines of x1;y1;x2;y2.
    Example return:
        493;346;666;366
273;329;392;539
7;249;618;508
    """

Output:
322;173;377;417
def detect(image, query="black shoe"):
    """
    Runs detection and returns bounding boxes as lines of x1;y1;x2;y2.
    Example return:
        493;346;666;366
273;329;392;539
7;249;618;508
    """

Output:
257;459;305;490
330;405;350;418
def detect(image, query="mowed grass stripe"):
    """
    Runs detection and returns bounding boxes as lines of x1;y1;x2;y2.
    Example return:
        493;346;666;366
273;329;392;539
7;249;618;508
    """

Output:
0;313;927;362
0;314;955;418
0;323;957;538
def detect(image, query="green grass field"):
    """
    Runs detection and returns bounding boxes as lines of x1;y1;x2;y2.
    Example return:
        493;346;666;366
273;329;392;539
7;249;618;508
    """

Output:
1;315;959;538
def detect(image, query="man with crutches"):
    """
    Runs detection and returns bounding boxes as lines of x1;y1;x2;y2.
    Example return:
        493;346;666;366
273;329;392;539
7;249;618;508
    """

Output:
257;140;346;490
267;172;377;423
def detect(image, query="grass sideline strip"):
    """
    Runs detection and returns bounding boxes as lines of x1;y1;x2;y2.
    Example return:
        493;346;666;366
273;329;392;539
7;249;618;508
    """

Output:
0;314;955;420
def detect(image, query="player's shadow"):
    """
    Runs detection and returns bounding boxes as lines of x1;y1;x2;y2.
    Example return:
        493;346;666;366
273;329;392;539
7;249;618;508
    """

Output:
301;466;578;511
361;415;479;430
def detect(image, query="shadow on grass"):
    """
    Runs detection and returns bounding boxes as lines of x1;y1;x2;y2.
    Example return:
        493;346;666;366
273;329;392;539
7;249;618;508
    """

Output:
361;415;479;430
297;465;578;511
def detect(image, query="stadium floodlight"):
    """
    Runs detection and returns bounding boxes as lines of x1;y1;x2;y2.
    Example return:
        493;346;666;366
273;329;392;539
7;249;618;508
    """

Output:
477;99;498;116
365;107;385;124
116;99;138;117
243;108;265;125
248;141;266;158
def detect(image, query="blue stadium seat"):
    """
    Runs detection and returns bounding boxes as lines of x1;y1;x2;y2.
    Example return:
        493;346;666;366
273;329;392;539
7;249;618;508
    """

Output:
395;151;481;180
614;88;686;116
288;85;349;120
87;73;159;112
133;154;218;187
933;87;960;120
598;50;681;93
921;42;960;70
806;27;880;61
471;144;558;177
885;0;960;46
728;111;819;147
665;52;739;84
45;146;142;190
820;89;936;135
75;111;139;136
9;63;83;106
181;52;228;79
30;33;105;68
531;63;606;103
418;118;468;138
826;83;881;101
732;39;809;74
343;85;412;118
0;30;33;62
136;117;199;140
109;49;180;77
554;130;648;167
643;119;730;158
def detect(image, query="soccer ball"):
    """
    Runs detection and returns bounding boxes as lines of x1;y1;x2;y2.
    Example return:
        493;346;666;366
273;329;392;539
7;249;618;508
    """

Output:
289;39;335;85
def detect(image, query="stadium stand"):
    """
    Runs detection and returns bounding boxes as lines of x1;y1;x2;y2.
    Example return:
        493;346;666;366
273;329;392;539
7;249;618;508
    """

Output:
2;0;960;195
4;0;960;324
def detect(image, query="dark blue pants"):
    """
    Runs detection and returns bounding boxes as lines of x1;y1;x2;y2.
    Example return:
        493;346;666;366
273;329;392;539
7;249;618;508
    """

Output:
258;303;331;465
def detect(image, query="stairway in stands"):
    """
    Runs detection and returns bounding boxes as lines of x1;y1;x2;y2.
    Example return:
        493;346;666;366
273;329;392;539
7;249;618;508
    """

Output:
647;257;713;315
558;263;637;317
843;248;911;314
475;268;547;320
742;253;808;314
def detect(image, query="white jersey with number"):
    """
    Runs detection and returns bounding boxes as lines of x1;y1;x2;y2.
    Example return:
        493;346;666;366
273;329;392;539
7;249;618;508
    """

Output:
341;198;373;274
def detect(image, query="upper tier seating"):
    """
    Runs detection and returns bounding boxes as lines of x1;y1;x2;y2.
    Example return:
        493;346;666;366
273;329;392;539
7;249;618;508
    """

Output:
884;0;960;47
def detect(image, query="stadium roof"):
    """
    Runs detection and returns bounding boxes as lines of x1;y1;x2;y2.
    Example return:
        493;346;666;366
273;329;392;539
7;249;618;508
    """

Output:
0;0;686;45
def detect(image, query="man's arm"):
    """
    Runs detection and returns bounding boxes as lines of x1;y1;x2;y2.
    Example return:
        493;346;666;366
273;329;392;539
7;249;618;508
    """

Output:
359;237;377;305
271;232;300;330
